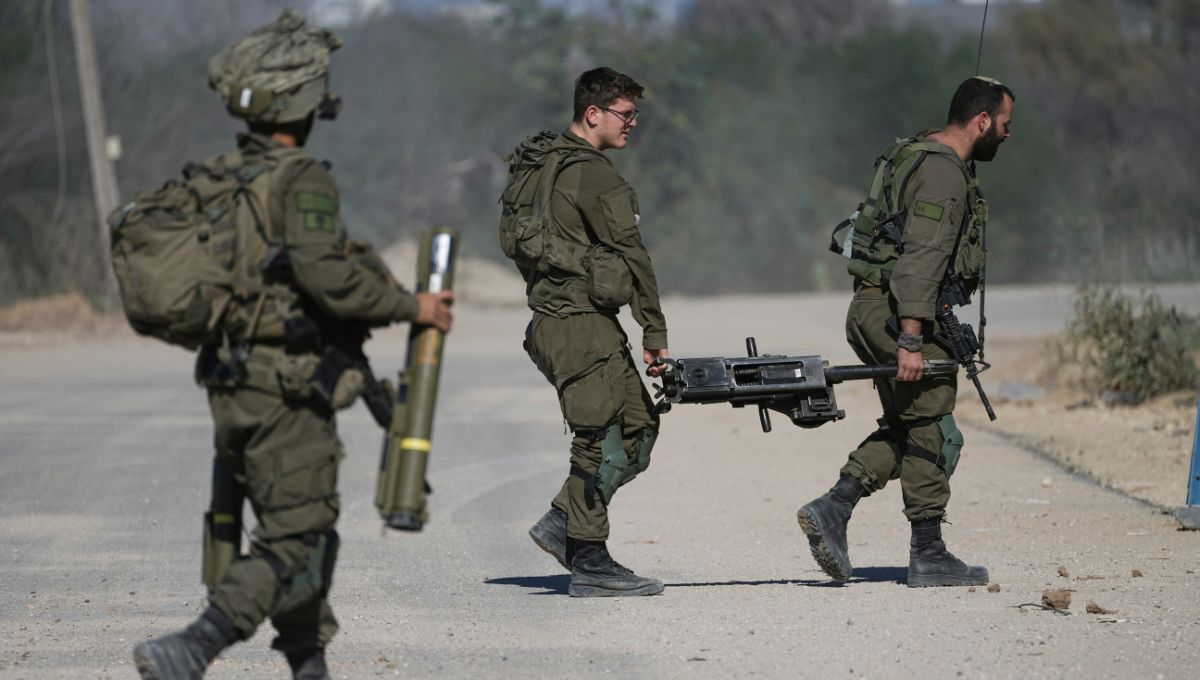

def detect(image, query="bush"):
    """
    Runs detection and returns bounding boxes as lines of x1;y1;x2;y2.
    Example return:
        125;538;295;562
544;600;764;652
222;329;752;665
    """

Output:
1054;285;1200;404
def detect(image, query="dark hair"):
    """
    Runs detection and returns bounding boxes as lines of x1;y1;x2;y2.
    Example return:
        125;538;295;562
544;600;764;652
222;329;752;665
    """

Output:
573;67;644;122
946;77;1015;126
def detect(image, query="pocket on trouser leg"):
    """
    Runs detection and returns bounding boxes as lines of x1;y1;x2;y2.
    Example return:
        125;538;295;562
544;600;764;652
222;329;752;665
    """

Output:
936;414;964;478
245;437;342;540
558;360;622;432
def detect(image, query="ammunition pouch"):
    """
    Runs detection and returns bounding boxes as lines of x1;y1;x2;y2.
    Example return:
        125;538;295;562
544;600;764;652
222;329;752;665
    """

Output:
583;244;633;309
201;456;245;593
195;343;248;388
308;347;361;410
268;530;340;616
274;352;322;403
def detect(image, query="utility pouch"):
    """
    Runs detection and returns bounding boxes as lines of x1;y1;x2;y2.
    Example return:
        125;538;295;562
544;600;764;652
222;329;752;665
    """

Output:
195;344;246;388
201;456;244;593
583;244;633;309
505;213;551;268
308;347;359;409
275;353;321;402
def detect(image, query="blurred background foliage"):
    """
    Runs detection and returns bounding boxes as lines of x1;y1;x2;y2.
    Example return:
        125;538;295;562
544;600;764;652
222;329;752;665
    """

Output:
2;0;1198;306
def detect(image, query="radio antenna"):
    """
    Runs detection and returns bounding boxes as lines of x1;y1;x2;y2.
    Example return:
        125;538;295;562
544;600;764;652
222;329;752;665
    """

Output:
975;0;991;75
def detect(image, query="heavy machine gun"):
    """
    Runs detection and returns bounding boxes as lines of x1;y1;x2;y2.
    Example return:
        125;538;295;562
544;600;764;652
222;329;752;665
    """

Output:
655;337;958;432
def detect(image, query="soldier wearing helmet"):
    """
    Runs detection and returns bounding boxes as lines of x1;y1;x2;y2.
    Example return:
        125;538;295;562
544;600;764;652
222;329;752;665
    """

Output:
132;10;452;680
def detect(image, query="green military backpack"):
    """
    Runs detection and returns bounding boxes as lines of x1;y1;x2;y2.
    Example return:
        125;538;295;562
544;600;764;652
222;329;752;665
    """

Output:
108;151;296;350
498;131;589;275
830;136;987;296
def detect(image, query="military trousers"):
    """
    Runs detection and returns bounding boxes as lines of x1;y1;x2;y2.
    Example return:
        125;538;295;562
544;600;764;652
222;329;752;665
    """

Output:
841;288;959;522
204;346;342;652
525;312;658;542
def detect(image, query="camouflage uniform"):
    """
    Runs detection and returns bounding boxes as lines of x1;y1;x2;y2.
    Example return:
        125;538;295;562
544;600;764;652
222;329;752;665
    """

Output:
201;132;417;650
133;10;418;679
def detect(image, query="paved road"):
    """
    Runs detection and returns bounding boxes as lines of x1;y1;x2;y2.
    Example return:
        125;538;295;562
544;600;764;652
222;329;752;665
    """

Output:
2;286;1199;679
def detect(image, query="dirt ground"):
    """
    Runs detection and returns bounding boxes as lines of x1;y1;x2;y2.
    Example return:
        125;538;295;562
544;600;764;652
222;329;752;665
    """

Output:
3;283;1199;678
956;335;1198;512
3;279;1197;516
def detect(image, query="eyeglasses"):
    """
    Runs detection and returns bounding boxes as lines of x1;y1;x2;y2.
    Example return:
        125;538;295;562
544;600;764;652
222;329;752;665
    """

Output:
600;106;640;124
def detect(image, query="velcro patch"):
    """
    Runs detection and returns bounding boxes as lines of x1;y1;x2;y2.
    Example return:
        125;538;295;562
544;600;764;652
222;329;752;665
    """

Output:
912;200;945;222
297;191;335;232
304;211;335;232
296;191;335;214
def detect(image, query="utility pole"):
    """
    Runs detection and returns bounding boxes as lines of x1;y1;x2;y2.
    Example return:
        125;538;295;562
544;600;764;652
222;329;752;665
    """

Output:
68;0;119;298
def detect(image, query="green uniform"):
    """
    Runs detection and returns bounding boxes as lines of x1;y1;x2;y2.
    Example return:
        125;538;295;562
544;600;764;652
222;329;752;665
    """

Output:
199;132;417;651
524;130;667;542
841;133;971;522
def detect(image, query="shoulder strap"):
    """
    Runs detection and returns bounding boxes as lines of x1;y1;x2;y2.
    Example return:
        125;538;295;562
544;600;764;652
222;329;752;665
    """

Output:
530;148;591;221
255;148;315;242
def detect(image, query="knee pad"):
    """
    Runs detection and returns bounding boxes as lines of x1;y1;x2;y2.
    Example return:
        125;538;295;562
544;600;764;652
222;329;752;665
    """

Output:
593;423;626;505
902;415;963;478
632;425;657;474
595;423;659;504
935;414;964;477
268;530;340;616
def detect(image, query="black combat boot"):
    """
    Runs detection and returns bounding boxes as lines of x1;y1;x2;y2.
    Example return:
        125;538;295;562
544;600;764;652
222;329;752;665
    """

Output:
906;517;989;587
132;607;239;680
285;648;332;680
567;539;665;597
796;475;863;582
528;505;569;570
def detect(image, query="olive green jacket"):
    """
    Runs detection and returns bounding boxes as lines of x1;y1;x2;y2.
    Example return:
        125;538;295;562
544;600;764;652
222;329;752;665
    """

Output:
889;132;971;321
239;132;418;326
529;130;668;350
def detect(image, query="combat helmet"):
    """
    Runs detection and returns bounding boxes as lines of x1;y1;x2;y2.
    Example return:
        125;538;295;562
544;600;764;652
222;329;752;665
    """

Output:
208;8;342;124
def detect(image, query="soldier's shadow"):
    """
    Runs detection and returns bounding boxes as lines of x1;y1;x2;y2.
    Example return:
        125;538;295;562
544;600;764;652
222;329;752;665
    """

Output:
485;574;570;595
667;566;908;588
485;566;907;594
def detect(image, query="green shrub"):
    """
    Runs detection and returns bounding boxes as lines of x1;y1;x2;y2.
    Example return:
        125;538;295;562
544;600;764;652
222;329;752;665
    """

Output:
1055;285;1200;404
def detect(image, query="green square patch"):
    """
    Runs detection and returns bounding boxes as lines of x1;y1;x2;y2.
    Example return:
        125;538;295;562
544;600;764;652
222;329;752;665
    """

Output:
296;191;335;214
297;191;335;232
913;200;945;222
304;211;335;232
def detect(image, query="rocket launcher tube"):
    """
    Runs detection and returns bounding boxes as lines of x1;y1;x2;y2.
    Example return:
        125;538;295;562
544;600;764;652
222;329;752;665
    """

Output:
375;228;458;531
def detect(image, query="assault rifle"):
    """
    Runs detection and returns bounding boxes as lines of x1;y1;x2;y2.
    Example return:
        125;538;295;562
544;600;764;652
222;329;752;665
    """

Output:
933;275;996;421
654;337;958;432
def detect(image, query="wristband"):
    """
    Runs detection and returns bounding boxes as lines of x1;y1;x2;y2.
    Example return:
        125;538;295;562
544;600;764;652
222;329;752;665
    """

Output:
897;332;924;353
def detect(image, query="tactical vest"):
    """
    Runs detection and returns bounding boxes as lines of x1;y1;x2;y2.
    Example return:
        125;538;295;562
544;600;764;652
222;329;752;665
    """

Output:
109;147;309;350
499;132;634;310
831;136;987;295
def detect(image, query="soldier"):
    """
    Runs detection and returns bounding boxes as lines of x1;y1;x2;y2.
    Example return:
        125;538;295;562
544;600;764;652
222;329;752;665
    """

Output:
132;10;453;679
798;77;1014;587
514;68;669;597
